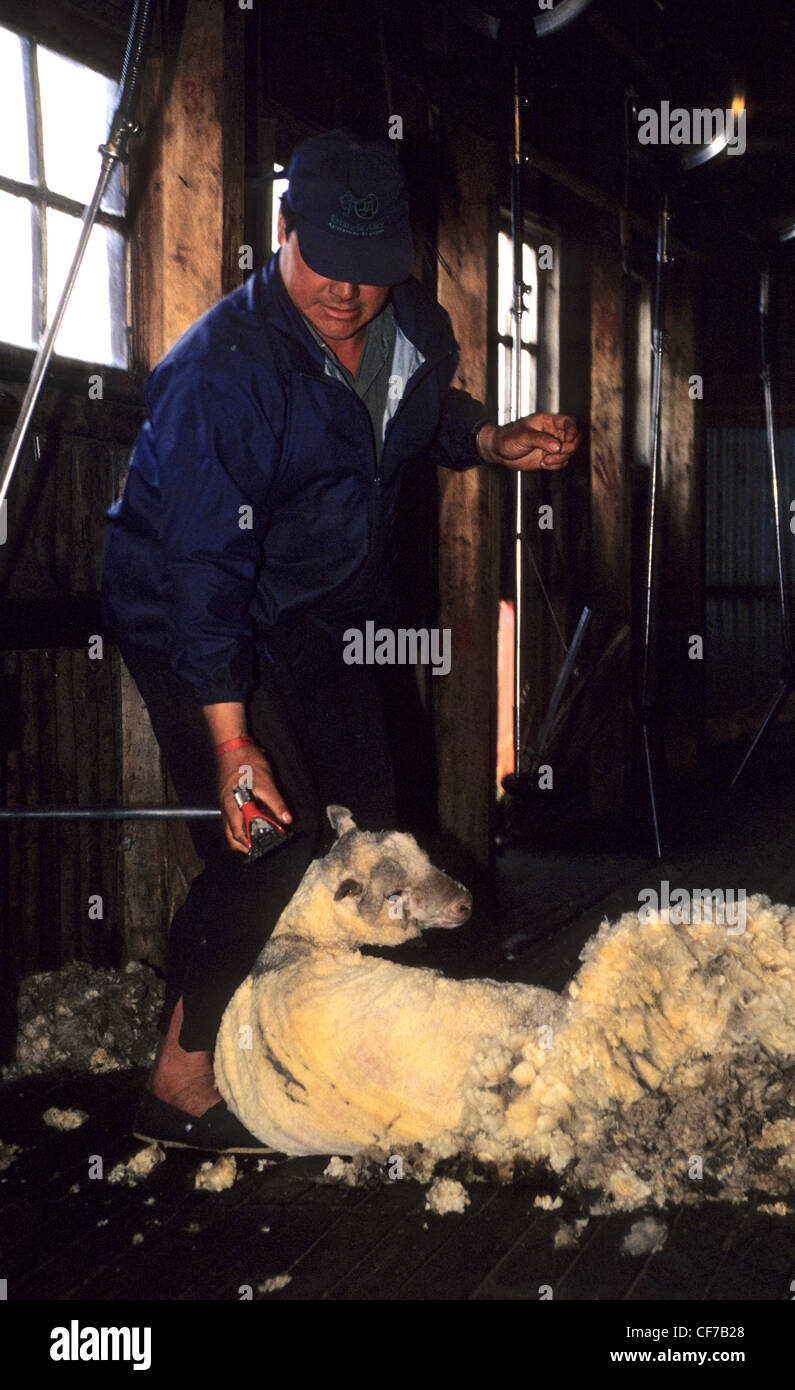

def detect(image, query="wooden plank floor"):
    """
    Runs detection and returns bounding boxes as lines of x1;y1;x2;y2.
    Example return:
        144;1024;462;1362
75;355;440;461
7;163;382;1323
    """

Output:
1;1067;793;1302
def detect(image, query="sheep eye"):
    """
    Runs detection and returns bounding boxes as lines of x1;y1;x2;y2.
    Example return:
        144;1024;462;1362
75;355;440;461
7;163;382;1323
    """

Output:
335;878;362;901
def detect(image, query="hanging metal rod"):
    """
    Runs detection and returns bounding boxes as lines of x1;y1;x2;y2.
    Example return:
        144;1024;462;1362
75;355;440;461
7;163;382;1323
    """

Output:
638;194;671;861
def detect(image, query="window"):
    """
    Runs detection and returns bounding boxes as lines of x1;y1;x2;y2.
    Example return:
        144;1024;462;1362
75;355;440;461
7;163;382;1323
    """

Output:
0;23;128;368
496;222;559;423
270;164;288;253
494;219;561;786
632;278;652;466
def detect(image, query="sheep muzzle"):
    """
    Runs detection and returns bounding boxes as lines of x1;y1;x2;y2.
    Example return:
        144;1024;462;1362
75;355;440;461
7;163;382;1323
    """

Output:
405;873;472;928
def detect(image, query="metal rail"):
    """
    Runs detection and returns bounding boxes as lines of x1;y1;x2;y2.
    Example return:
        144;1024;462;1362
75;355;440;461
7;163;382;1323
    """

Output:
0;807;219;821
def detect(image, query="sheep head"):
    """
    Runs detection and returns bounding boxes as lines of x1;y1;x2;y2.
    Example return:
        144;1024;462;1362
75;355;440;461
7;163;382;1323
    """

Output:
307;805;473;948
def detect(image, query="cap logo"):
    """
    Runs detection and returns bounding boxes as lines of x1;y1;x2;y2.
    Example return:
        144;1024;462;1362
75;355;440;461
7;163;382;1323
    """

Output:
339;191;379;220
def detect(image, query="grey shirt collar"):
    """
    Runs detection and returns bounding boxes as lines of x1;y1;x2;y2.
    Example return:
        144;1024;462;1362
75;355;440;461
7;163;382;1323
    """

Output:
301;301;396;391
301;302;398;465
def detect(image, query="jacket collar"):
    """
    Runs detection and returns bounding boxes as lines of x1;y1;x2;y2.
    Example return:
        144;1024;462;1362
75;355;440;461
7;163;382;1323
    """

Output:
258;251;453;370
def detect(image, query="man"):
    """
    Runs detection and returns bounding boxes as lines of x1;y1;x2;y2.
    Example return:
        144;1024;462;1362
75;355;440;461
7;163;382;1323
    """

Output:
101;129;579;1152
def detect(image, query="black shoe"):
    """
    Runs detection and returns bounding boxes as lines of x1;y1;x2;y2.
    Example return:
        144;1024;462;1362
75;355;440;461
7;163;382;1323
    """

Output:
133;1092;278;1154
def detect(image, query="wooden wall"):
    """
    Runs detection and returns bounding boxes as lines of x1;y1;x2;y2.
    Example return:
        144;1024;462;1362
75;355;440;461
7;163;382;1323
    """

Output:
588;229;633;815
0;0;247;1036
435;122;499;870
0;391;142;1049
658;262;704;773
510;177;705;823
585;217;704;798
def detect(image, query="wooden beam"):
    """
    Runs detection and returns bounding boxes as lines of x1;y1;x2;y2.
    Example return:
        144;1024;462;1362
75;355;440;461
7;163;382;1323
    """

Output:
524;146;705;264
0;0;130;77
435;123;499;870
118;653;169;967
588;233;631;815
122;0;245;961
130;0;245;368
658;265;704;773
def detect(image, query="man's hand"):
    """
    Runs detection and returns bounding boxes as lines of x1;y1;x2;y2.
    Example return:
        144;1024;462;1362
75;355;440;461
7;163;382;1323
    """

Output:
217;746;292;854
477;413;580;471
202;702;292;854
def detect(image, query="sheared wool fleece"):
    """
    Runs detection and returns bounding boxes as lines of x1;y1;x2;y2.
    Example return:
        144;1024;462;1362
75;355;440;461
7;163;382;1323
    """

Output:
215;811;794;1207
8;960;163;1078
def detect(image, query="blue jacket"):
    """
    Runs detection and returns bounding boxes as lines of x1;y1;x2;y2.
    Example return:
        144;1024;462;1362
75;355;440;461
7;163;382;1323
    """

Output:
101;251;486;704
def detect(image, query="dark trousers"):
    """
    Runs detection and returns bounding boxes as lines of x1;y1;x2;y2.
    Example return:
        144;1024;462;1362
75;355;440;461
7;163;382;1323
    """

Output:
120;621;398;1051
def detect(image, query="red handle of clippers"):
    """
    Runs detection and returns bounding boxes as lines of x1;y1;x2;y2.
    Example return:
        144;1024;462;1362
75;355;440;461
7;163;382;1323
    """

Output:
232;785;296;862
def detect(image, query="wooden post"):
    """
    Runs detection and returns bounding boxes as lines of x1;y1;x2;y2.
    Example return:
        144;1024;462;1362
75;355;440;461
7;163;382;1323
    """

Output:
131;0;244;366
659;266;704;773
588;234;631;814
119;0;245;961
435;124;498;870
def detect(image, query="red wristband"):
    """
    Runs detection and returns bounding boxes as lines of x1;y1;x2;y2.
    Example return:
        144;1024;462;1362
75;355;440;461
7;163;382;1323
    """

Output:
215;735;256;758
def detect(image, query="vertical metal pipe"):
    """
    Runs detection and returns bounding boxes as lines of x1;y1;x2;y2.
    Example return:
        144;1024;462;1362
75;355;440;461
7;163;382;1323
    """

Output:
641;197;669;709
640;196;669;859
760;269;791;665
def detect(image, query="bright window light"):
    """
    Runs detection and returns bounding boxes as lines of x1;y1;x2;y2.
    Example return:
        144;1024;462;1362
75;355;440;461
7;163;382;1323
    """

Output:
497;230;539;424
271;164;288;253
0;22;128;367
635;284;652;465
47;209;126;364
0;26;31;183
38;43;123;214
0;191;35;347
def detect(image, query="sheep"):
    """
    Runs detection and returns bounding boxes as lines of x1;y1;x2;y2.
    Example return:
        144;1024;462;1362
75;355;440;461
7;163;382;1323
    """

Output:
214;809;795;1206
214;806;565;1156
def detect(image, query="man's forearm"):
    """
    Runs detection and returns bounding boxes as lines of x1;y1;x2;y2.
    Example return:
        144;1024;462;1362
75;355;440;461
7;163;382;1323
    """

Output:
202;702;248;747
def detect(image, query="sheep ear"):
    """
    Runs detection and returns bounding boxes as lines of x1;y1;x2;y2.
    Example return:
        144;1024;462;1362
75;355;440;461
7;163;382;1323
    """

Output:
327;805;357;837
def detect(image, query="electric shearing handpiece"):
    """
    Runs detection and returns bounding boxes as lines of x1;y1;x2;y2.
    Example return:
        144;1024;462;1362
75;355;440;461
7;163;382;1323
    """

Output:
232;785;297;862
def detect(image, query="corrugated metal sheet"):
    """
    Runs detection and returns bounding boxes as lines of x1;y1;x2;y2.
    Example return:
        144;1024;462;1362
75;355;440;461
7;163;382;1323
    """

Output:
706;427;795;586
705;427;794;713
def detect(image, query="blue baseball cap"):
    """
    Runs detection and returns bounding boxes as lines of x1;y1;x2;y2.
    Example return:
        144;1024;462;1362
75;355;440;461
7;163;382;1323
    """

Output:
283;129;414;286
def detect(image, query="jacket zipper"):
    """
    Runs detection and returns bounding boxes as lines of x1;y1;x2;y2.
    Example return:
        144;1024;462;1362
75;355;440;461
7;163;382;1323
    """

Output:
379;347;456;481
298;344;457;485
